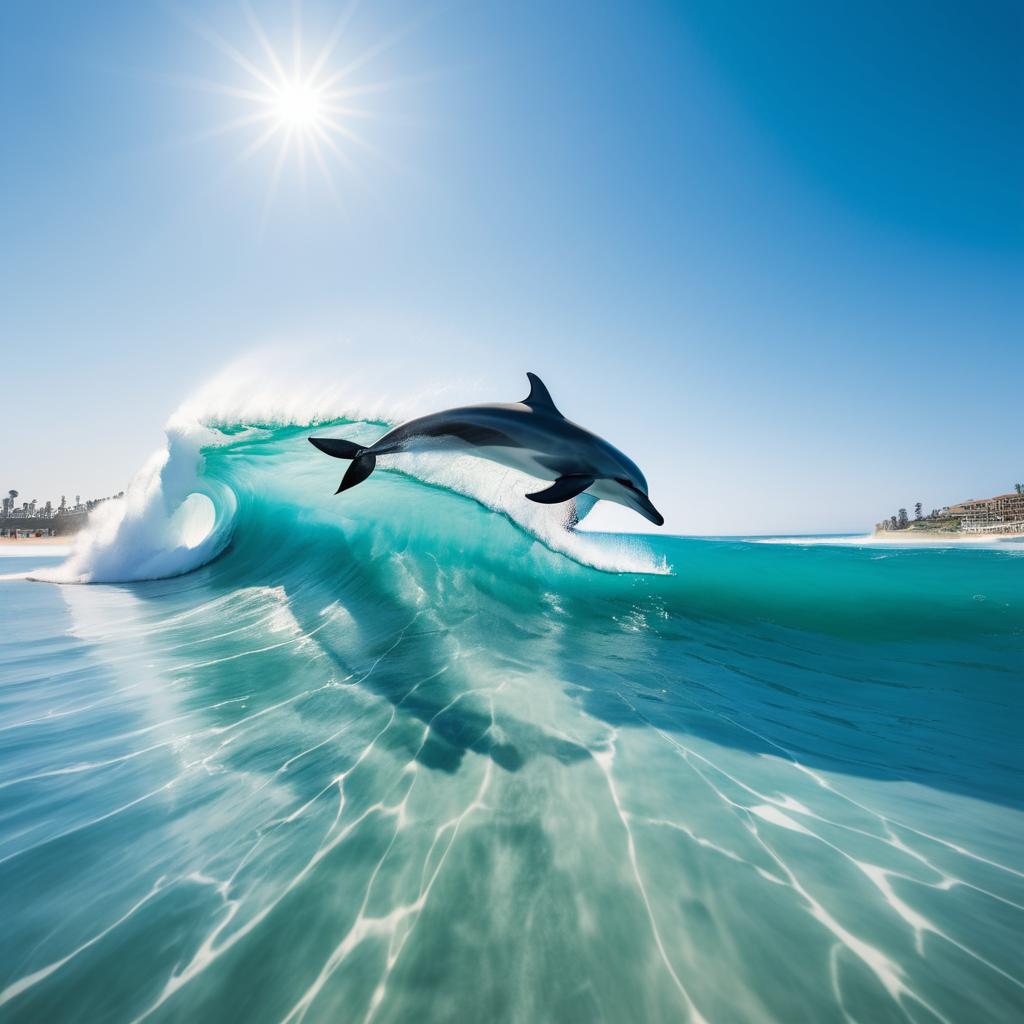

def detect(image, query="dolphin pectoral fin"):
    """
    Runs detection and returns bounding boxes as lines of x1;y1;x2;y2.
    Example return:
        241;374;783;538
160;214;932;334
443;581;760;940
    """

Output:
522;372;563;417
525;474;595;504
336;454;376;494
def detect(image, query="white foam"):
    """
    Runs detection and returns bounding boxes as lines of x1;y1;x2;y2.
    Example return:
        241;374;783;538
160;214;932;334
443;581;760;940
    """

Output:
389;450;669;575
750;533;1024;550
167;352;454;436
32;427;236;585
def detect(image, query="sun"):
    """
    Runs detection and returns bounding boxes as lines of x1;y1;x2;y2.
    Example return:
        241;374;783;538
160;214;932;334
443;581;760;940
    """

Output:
171;2;413;218
269;80;324;132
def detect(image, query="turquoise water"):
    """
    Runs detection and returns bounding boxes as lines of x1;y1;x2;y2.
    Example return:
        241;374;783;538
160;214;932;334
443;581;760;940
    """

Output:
1;418;1022;1023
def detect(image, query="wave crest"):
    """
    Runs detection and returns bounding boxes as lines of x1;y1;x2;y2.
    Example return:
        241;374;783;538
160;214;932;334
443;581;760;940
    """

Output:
36;395;669;584
33;426;237;584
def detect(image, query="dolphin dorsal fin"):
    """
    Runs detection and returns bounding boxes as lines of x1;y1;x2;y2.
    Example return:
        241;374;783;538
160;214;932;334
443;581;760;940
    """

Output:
523;372;562;416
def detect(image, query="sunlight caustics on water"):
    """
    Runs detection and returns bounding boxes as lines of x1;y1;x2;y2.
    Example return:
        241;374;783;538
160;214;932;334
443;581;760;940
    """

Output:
1;407;1022;1023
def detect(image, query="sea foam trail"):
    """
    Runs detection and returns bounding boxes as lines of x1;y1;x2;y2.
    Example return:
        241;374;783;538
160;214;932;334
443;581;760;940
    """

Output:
35;384;669;584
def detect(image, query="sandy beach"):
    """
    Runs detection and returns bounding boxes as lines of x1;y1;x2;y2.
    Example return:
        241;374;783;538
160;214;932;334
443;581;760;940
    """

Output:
0;535;73;547
0;536;73;558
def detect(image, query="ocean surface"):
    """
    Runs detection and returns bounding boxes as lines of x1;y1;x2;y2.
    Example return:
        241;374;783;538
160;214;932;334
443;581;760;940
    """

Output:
1;409;1022;1023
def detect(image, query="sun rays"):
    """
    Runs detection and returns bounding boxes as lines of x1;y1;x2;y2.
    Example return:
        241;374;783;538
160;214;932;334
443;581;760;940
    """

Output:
169;1;415;222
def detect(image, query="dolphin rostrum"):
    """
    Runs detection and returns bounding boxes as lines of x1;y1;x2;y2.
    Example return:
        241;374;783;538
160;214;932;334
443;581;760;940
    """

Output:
308;372;664;526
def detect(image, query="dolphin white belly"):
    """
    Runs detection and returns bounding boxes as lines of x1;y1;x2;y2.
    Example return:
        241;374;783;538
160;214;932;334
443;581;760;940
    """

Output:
448;443;557;482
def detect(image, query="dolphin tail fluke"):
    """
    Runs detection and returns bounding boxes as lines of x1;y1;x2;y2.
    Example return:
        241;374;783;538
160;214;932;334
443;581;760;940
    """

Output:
309;437;363;459
336;454;376;494
309;436;377;494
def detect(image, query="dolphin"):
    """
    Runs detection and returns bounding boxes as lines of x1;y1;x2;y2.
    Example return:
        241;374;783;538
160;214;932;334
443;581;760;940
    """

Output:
308;372;664;526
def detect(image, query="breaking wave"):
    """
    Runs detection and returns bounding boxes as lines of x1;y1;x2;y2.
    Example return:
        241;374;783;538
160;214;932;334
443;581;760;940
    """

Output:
35;394;668;585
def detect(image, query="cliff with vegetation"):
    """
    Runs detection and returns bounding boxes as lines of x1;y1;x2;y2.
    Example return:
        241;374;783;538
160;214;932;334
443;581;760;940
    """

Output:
875;485;1024;537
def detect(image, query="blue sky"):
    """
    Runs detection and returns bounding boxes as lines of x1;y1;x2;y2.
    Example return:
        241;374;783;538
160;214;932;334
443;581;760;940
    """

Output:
2;0;1021;534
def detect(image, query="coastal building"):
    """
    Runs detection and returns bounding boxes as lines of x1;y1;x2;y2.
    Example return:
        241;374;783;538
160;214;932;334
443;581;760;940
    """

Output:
0;487;125;537
944;492;1024;534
